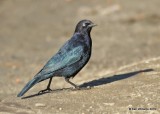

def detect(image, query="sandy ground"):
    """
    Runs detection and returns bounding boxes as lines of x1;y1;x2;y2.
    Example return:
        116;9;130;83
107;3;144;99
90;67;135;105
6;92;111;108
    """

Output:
0;0;160;114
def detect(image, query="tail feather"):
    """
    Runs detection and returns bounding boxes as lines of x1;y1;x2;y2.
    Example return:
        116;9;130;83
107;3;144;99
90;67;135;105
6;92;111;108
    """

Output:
17;76;41;97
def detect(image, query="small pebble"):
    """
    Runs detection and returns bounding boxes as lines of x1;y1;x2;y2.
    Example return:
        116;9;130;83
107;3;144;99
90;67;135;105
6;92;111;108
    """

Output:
15;78;21;84
59;107;62;110
35;103;46;107
145;61;149;63
103;103;115;106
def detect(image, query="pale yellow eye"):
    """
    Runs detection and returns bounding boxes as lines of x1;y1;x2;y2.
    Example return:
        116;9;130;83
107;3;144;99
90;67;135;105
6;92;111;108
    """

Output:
82;23;86;27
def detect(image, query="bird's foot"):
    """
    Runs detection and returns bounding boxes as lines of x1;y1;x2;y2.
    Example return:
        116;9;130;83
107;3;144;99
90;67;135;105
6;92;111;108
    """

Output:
38;88;52;94
73;86;80;90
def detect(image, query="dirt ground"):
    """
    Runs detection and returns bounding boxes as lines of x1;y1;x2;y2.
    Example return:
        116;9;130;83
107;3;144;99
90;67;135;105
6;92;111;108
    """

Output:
0;0;160;114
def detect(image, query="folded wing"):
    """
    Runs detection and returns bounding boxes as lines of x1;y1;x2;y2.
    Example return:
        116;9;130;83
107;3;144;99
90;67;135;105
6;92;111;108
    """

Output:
37;46;83;76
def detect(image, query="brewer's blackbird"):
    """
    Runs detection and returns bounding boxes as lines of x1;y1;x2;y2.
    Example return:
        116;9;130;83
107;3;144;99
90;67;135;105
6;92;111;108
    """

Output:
17;20;96;97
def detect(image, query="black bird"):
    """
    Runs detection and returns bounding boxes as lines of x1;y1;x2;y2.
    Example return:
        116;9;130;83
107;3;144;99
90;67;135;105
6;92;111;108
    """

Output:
17;20;96;97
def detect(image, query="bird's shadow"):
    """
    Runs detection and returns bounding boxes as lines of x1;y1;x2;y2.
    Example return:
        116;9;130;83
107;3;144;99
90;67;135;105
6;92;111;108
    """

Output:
80;68;153;87
22;68;153;99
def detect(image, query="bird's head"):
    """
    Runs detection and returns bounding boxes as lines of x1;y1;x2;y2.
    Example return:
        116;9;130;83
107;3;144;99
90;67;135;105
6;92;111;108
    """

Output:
74;20;97;34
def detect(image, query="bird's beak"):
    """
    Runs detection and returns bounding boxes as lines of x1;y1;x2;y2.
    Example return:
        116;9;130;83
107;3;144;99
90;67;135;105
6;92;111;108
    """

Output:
88;23;97;28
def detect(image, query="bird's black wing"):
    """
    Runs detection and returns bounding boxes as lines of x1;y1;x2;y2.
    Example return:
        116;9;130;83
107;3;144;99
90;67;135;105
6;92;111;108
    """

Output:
37;45;83;77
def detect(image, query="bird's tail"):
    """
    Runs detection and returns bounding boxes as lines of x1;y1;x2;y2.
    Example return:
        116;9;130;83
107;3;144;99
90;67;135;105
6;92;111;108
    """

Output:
17;76;41;97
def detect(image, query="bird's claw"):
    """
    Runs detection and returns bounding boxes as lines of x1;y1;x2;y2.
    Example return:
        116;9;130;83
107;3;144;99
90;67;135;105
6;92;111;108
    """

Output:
38;88;52;94
75;86;80;89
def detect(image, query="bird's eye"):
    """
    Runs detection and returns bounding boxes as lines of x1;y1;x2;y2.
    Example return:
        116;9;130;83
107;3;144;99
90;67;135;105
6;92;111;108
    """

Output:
82;23;86;27
82;22;90;27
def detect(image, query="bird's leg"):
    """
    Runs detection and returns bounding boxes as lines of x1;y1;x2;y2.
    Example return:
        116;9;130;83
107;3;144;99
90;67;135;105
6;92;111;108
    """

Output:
38;78;53;94
65;77;79;89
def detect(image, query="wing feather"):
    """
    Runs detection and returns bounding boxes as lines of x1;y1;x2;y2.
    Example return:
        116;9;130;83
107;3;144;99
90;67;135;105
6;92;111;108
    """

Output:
38;46;83;76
